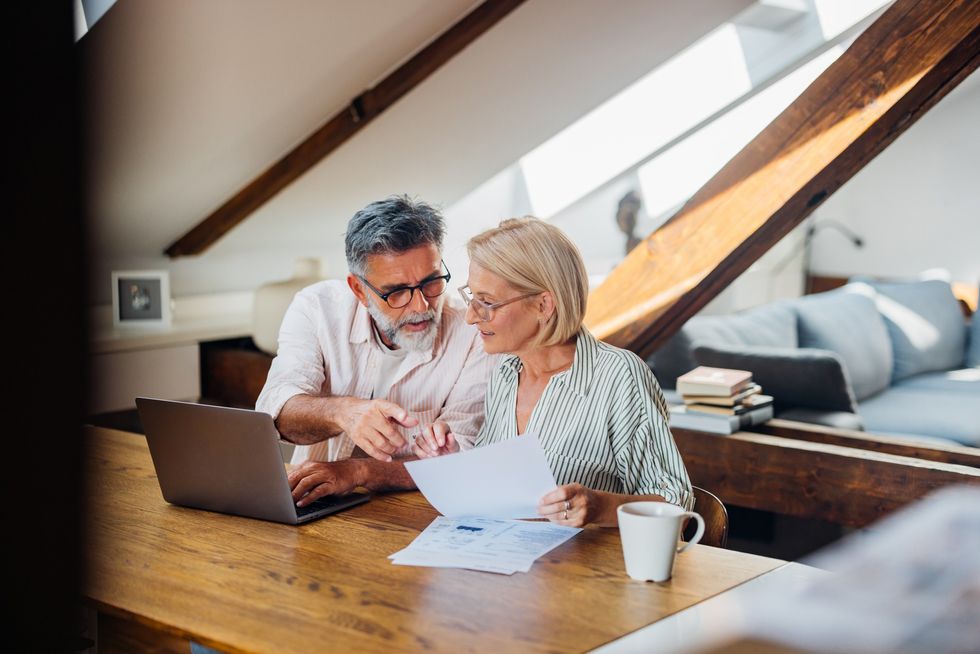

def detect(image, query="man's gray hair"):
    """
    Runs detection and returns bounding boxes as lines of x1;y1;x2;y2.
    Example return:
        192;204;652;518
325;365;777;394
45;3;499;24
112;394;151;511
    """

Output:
344;195;445;276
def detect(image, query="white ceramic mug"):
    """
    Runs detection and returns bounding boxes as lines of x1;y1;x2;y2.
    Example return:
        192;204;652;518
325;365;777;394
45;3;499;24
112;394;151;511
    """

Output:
617;501;705;582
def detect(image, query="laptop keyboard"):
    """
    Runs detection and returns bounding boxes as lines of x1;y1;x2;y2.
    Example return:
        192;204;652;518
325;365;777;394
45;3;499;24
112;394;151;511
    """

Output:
296;494;361;517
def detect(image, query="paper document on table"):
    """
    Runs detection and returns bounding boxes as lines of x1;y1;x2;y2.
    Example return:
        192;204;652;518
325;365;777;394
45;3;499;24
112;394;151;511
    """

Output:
389;515;581;574
404;434;557;519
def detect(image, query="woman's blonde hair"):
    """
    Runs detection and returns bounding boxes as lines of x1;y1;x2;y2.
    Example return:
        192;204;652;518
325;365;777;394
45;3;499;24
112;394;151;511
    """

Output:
467;217;588;347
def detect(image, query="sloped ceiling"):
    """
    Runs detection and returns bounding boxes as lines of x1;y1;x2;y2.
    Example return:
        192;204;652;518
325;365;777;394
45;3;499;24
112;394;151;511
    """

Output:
83;0;753;302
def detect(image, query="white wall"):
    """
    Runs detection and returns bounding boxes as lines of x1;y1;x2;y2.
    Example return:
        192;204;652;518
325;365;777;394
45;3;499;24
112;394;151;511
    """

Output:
443;165;533;285
85;0;754;306
808;71;980;285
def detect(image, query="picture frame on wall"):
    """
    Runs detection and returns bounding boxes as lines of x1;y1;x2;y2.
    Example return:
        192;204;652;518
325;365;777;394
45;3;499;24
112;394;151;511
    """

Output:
111;270;172;328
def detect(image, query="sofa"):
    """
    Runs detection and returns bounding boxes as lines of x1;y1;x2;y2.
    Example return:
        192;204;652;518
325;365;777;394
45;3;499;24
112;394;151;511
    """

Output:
650;278;980;446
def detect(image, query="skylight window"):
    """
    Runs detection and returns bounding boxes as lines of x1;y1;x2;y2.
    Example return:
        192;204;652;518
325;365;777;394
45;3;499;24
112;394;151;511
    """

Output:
515;0;893;221
637;45;845;218
519;24;752;218
813;0;892;40
75;0;119;41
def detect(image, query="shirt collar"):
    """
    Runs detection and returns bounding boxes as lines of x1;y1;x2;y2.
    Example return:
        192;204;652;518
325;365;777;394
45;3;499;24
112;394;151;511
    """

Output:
350;301;373;345
501;354;523;377
500;328;597;398
562;329;596;397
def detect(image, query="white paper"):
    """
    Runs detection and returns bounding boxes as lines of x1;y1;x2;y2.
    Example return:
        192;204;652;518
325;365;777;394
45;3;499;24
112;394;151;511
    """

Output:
404;434;557;519
391;549;522;575
390;516;581;574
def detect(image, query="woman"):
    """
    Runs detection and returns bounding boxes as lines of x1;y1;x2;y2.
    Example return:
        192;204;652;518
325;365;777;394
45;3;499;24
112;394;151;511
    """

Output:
414;218;693;527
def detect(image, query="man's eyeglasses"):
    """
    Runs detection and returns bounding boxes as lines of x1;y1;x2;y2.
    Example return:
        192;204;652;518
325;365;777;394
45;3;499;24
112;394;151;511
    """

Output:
458;285;540;322
358;261;451;309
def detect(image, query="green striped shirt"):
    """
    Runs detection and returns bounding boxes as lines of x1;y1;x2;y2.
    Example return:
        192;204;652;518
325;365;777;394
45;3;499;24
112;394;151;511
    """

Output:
476;329;693;509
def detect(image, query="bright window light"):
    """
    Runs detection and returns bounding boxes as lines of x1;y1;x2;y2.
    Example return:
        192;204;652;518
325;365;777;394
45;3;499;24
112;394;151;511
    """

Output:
812;0;892;40
76;0;119;41
637;45;845;218
519;24;752;218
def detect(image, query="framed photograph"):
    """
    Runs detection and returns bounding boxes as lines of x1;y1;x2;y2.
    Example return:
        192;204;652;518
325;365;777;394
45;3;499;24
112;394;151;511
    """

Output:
111;270;172;328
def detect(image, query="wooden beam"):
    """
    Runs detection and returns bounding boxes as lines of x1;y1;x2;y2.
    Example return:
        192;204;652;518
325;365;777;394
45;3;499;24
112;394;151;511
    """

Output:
165;0;526;258
585;0;980;357
674;428;980;528
752;418;980;468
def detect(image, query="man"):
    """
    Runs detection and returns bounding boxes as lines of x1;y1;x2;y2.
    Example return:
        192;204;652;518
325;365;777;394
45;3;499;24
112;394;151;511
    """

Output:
256;195;494;507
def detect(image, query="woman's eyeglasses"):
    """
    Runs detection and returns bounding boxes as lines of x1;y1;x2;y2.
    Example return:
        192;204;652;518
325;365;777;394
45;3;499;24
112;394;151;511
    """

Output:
458;285;540;321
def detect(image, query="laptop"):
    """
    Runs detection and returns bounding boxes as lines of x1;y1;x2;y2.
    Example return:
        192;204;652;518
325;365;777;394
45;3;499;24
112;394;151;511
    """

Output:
136;397;371;524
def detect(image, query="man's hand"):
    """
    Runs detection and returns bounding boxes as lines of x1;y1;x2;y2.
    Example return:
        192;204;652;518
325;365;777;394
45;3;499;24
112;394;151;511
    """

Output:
337;398;418;461
288;459;364;507
411;420;460;458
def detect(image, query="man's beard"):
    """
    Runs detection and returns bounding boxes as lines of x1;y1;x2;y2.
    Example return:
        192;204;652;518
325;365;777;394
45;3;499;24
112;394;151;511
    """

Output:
366;300;442;352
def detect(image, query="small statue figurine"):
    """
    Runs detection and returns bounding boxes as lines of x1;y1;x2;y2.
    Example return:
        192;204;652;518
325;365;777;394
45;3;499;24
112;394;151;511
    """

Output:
615;190;642;255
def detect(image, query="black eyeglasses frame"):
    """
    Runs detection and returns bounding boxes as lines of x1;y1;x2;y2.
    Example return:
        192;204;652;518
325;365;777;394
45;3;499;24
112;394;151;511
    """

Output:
357;260;452;309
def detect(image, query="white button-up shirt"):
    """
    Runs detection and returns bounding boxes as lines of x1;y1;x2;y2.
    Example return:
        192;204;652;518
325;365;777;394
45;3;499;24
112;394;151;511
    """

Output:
256;280;495;464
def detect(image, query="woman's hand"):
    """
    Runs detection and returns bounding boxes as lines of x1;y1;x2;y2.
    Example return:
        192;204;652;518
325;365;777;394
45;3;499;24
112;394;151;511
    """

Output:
538;483;604;528
411;420;460;458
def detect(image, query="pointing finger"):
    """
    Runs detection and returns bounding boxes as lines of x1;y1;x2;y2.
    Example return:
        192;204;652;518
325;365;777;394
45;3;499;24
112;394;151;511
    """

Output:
378;401;419;428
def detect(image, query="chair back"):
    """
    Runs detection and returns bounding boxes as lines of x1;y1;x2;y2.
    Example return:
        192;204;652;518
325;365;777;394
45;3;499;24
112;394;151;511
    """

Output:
687;486;729;548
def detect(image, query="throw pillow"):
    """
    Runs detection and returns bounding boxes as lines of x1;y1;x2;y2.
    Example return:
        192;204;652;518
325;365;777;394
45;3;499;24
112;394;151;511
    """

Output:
650;301;798;389
692;344;859;413
795;286;893;401
866;279;967;381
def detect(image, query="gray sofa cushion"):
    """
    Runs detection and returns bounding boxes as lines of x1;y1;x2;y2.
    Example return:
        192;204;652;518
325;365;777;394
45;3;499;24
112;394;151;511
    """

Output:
692;344;858;413
893;368;980;394
858;386;980;446
967;313;980;368
795;286;892;401
865;279;967;381
776;407;865;431
650;300;798;388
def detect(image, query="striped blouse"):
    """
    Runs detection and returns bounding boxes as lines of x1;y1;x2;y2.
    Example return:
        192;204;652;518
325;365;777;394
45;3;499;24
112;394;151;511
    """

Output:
475;329;693;509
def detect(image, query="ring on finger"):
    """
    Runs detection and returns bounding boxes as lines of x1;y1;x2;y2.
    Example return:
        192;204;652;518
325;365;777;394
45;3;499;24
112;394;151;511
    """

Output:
562;509;568;520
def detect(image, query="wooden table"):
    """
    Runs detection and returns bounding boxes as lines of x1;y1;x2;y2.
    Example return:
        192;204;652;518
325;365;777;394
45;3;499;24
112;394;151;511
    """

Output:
594;562;826;654
84;427;783;653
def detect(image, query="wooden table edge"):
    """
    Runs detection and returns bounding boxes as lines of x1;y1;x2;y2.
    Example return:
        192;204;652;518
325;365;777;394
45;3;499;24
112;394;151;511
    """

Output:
585;557;789;652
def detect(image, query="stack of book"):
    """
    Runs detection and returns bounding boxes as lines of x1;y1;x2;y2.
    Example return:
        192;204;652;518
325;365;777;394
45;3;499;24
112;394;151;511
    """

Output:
668;366;773;435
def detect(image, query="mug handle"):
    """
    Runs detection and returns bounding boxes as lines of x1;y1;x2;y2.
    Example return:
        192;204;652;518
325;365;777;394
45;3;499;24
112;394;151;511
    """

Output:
676;512;704;553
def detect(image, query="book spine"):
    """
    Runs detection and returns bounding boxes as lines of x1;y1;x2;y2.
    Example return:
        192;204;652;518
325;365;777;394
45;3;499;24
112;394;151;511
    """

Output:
737;405;774;427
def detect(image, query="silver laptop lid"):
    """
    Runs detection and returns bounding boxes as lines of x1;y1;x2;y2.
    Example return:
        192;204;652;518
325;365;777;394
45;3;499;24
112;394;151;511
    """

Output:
136;398;347;524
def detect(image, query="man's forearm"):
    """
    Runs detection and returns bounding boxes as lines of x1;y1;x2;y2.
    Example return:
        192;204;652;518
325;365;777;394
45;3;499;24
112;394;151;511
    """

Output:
276;394;353;445
352;458;417;492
